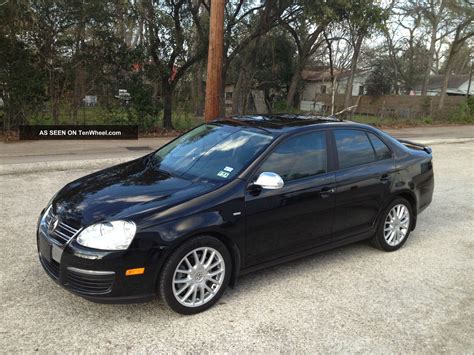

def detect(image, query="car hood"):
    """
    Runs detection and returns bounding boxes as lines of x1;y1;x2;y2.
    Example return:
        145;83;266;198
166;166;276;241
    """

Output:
52;156;215;227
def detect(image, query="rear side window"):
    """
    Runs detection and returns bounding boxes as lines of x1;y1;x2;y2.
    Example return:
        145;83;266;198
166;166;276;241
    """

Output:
259;131;327;182
334;129;376;169
367;133;392;160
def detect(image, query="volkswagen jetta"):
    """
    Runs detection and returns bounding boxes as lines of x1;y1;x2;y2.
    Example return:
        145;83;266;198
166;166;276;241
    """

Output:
37;115;434;314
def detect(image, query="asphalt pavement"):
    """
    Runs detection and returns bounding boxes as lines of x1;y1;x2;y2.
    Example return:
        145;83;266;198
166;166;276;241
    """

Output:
0;129;473;352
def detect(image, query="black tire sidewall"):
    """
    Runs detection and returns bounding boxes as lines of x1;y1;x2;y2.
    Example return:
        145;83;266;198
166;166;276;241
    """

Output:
375;198;413;251
159;235;232;315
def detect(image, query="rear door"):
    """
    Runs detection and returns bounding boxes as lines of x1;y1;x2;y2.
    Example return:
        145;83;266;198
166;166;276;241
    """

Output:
331;129;396;241
244;130;336;265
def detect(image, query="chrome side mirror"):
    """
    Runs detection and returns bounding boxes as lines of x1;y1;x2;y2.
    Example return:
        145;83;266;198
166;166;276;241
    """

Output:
253;172;284;190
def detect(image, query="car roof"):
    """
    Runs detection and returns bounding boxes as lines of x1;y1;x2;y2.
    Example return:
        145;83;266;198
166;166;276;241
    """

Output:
213;114;375;136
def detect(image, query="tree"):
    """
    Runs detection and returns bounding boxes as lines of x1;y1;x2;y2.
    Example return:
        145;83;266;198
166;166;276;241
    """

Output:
27;1;77;123
438;1;474;109
416;0;451;96
342;0;386;108
366;57;395;95
229;29;295;114
139;0;207;129
440;41;473;74
281;0;352;108
321;23;353;113
222;0;292;114
0;18;47;135
398;41;430;93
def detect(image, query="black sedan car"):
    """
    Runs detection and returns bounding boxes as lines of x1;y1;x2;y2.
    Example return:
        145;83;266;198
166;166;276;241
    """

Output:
37;115;434;314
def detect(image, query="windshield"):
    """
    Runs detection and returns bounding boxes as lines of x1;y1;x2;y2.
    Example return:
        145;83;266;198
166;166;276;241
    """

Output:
151;124;274;183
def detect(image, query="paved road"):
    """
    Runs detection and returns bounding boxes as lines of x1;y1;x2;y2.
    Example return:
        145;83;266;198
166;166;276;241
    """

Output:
1;125;473;166
0;141;473;352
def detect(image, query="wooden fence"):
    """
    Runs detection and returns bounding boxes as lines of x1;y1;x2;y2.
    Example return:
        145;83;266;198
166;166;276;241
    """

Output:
301;94;467;118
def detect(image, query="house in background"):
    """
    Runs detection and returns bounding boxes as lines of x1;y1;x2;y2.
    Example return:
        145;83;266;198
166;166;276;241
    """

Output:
336;70;370;96
413;74;473;96
300;68;370;112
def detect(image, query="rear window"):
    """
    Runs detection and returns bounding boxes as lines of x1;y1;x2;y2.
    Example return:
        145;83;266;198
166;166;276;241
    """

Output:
334;129;376;169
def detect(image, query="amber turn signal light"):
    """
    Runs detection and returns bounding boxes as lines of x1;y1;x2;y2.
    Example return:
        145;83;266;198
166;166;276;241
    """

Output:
125;267;145;276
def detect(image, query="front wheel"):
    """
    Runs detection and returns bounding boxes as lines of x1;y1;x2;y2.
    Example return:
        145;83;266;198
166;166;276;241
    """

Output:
158;236;231;314
371;198;413;251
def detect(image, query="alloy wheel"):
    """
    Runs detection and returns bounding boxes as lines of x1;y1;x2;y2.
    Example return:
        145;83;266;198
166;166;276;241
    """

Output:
384;204;410;246
172;247;225;308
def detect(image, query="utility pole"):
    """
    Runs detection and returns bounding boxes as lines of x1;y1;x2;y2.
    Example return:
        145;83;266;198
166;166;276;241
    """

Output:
204;0;225;122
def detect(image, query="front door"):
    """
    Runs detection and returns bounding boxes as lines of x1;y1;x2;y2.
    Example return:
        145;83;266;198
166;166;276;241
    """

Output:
244;130;336;265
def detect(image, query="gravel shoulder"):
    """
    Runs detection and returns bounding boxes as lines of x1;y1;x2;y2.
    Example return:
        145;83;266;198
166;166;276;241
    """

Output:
0;142;473;353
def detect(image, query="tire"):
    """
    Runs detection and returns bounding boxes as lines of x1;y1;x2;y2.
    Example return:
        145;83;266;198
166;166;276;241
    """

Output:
158;235;231;315
371;197;413;252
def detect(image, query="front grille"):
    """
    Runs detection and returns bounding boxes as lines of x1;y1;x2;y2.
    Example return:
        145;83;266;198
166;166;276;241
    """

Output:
45;208;81;246
66;268;115;295
40;255;60;279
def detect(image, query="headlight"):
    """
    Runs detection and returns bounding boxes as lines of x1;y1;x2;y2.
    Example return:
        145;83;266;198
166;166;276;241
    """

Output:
76;220;137;250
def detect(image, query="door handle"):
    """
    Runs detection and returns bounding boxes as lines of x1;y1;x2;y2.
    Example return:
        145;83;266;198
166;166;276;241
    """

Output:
380;174;391;183
320;187;335;198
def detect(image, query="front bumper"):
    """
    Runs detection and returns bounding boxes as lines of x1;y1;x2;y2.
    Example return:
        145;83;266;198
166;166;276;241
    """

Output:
37;228;164;304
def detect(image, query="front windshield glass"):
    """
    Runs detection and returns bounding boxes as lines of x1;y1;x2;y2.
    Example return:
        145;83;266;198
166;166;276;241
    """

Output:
151;124;274;183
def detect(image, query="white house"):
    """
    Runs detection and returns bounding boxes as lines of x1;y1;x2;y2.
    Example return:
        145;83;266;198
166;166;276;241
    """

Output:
413;74;473;96
300;68;370;112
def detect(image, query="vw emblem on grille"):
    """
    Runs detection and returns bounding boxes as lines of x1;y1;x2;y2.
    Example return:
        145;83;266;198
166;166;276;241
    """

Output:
48;216;59;234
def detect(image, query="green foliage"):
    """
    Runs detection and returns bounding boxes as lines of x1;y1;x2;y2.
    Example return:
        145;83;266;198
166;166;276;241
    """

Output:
253;30;296;92
366;57;395;95
422;116;434;125
0;36;47;126
399;42;430;93
447;97;474;123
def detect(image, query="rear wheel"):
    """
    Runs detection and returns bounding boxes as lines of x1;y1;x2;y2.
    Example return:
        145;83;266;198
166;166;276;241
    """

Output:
159;236;231;314
371;198;413;251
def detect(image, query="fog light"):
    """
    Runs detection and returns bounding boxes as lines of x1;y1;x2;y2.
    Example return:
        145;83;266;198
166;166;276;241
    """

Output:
125;267;145;276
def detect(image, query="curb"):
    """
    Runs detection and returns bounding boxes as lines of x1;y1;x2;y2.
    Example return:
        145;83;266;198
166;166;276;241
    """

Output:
405;138;474;145
1;137;472;176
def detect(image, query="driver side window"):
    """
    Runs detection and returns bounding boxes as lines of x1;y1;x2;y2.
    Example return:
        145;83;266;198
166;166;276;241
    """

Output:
258;131;327;182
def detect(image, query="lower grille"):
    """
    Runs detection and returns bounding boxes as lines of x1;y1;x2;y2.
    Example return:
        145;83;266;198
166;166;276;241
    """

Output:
40;256;60;279
66;268;115;295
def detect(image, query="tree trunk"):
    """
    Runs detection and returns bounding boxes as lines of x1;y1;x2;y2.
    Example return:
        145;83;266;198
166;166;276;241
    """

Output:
162;80;174;129
232;39;260;115
287;62;302;109
324;32;336;114
421;26;438;96
438;47;455;111
437;22;470;110
232;72;245;115
219;71;226;116
384;29;400;95
344;35;363;109
72;1;85;124
49;70;59;124
192;61;204;116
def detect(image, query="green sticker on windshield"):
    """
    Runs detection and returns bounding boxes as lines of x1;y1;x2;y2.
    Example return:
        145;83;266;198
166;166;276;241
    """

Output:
217;170;230;178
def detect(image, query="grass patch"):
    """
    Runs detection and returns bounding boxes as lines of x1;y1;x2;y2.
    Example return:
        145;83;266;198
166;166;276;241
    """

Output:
26;104;203;132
